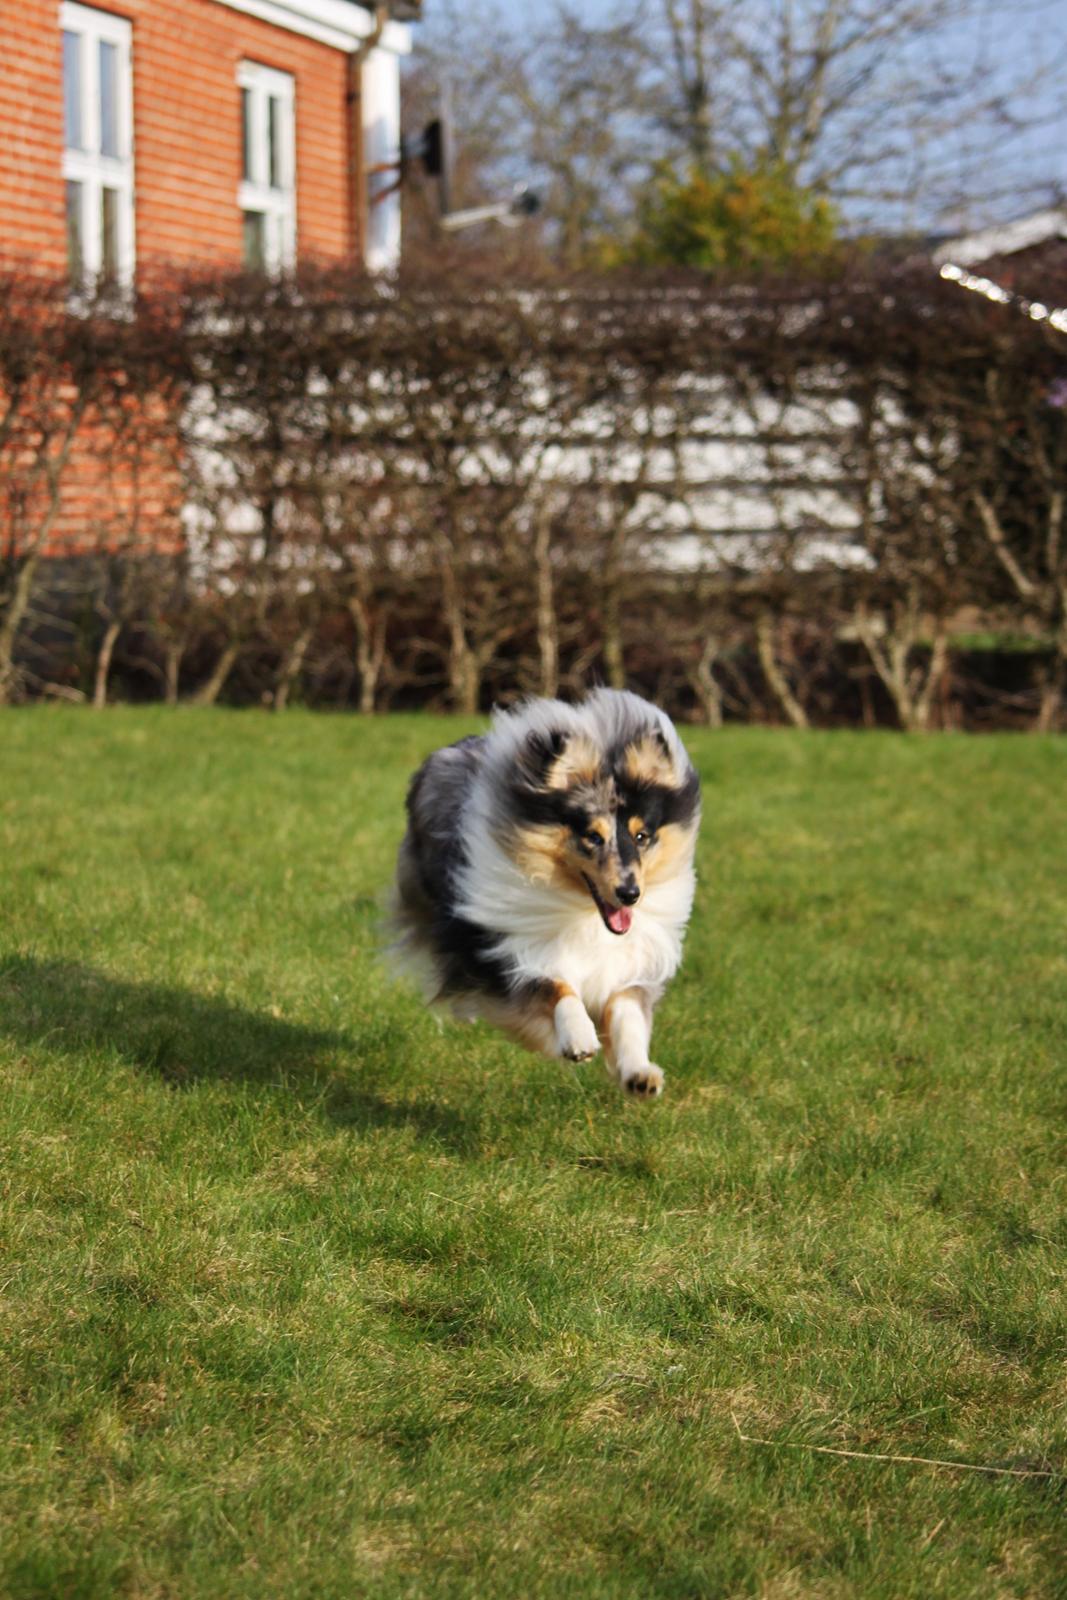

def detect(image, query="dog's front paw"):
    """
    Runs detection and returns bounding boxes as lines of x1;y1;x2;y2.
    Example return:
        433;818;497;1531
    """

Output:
619;1063;664;1099
554;996;600;1062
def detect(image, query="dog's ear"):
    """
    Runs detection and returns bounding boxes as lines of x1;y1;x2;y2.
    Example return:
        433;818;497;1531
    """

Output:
527;727;566;762
521;727;600;791
623;726;676;788
516;727;565;791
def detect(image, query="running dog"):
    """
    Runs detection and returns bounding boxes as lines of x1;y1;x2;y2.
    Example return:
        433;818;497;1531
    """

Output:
390;688;701;1097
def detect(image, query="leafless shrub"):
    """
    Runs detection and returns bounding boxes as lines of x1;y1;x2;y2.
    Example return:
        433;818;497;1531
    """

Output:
1;260;1063;727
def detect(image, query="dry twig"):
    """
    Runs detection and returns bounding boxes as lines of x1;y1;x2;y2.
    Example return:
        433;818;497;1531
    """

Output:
730;1414;1061;1481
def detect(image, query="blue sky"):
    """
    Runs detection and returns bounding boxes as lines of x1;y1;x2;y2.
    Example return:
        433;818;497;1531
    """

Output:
412;0;1067;231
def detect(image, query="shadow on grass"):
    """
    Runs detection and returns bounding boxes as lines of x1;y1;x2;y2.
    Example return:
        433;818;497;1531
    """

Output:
0;953;476;1152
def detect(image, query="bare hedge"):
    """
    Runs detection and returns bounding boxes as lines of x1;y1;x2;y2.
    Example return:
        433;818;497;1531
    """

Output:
1;262;1064;726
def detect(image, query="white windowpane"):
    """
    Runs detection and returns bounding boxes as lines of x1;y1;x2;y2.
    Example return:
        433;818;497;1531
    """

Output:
241;87;253;182
268;97;280;189
101;187;119;279
242;211;267;270
62;31;83;151
99;40;119;158
66;179;84;277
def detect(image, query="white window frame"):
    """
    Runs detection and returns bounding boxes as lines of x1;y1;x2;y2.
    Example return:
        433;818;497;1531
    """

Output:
237;61;296;273
60;1;135;285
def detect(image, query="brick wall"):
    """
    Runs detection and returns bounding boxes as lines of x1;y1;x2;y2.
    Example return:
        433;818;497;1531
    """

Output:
0;1;361;563
0;0;358;273
133;0;357;267
0;4;68;271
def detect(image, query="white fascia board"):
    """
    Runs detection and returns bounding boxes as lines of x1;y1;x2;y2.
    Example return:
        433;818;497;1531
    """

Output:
61;2;131;43
933;207;1067;267
210;0;411;54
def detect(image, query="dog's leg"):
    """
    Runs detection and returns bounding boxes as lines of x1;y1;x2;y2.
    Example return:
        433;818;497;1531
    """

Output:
602;988;662;1097
552;981;601;1061
490;981;600;1060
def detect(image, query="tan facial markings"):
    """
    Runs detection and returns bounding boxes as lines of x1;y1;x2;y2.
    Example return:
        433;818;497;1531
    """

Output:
578;846;645;908
582;817;611;849
642;819;698;885
511;822;570;886
512;744;696;912
570;804;636;903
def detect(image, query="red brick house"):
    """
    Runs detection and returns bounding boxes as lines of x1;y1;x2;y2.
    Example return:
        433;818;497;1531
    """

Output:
0;2;420;700
0;0;419;279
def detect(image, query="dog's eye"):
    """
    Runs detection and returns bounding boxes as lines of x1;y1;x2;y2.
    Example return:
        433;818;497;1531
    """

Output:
582;830;604;850
634;830;650;848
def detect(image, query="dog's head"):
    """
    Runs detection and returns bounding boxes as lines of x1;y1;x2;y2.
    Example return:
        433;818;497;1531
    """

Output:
502;717;700;935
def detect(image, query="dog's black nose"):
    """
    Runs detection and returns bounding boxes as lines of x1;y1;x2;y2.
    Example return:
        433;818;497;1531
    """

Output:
616;880;640;906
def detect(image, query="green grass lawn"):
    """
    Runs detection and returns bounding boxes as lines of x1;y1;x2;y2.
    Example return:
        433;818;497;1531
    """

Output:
0;709;1064;1599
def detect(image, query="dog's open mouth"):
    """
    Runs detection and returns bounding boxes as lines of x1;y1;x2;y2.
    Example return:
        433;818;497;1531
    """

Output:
583;875;634;936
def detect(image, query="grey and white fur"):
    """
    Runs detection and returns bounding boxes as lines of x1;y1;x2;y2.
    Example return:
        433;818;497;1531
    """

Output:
390;688;701;1097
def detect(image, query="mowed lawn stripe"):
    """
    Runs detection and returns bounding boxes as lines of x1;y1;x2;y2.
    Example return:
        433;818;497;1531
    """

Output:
0;709;1063;1599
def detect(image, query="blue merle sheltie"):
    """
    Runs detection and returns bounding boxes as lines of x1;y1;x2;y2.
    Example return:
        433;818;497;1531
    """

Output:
390;688;701;1097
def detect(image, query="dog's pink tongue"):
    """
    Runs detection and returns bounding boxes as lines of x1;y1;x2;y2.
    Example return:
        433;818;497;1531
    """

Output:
607;905;633;934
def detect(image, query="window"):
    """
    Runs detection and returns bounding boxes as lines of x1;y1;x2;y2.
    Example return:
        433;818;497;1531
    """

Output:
237;63;295;272
61;3;134;284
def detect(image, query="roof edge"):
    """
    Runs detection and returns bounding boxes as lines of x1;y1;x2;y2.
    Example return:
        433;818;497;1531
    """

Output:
210;0;412;53
932;206;1067;267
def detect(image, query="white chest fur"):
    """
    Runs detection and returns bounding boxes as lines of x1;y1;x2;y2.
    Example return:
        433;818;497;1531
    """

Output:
454;835;695;1019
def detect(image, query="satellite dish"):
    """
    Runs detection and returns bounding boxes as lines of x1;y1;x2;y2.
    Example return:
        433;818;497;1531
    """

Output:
440;186;541;232
401;80;539;231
